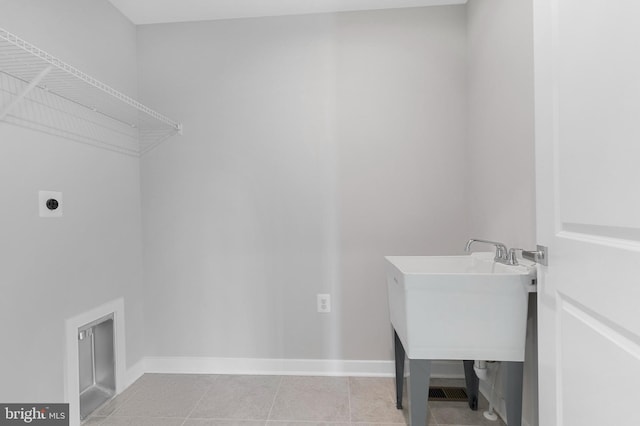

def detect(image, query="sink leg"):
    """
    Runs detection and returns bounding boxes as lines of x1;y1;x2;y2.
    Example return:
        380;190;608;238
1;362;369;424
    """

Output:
408;359;431;426
503;361;524;426
463;360;479;411
394;330;406;409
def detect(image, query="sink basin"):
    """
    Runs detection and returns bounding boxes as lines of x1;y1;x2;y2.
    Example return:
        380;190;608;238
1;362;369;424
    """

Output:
386;252;536;361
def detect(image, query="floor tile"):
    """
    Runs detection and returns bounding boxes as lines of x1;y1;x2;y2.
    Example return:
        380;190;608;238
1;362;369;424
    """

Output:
185;420;267;426
99;417;185;426
350;423;408;426
81;373;507;426
189;375;281;420
111;374;213;418
267;423;350;426
349;377;407;424
268;376;350;422
81;417;106;425
429;404;505;426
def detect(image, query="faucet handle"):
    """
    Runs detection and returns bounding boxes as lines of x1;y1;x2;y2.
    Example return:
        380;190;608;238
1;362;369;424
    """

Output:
507;248;522;265
496;245;508;261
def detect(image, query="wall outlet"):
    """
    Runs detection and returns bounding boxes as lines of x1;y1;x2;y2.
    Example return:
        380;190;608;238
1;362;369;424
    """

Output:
317;294;331;313
39;190;63;218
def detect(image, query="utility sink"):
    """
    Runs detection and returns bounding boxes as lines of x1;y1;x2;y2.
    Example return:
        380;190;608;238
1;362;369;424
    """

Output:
386;252;536;362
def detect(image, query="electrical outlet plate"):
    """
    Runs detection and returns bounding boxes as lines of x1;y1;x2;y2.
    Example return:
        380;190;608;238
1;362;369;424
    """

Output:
39;190;63;218
317;294;331;313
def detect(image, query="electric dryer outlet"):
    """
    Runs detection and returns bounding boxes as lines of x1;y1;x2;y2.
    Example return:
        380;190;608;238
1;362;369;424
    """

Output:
39;190;63;217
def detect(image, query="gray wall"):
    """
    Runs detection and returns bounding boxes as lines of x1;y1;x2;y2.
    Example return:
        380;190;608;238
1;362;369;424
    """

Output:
138;6;469;361
0;0;144;401
466;0;536;424
466;0;536;249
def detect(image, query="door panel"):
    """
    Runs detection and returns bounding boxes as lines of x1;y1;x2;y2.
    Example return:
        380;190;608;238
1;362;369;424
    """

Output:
555;237;640;338
560;299;640;425
557;0;640;228
534;1;640;425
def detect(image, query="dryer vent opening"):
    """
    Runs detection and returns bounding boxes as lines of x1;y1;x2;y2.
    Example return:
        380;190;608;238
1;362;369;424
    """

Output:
78;314;115;420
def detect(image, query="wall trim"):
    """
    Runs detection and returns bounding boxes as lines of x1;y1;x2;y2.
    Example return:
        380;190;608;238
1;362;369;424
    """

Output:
124;358;146;388
141;357;464;378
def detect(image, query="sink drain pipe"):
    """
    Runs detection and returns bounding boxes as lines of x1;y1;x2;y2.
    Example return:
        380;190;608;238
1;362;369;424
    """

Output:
474;360;501;421
473;360;489;380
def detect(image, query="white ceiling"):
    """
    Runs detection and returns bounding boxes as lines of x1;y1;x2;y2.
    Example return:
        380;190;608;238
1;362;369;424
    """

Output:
108;0;467;25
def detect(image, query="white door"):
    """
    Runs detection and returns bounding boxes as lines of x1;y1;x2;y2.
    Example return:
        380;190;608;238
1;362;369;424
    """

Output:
534;1;640;425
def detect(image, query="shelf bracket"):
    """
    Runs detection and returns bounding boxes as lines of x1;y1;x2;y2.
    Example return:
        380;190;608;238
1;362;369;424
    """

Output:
0;66;52;120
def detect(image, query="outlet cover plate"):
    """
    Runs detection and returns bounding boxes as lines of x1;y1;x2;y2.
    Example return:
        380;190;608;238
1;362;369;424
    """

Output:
317;294;331;313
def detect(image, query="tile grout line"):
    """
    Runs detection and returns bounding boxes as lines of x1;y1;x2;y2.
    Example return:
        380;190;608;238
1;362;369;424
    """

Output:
178;375;217;426
265;375;284;423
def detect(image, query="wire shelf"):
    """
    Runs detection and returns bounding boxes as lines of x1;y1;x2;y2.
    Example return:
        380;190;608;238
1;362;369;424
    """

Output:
0;27;181;155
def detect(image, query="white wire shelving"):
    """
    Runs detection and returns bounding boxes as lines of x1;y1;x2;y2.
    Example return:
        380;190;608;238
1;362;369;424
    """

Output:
0;27;182;156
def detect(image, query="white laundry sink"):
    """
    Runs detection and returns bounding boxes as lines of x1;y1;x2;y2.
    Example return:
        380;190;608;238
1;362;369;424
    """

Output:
386;252;536;361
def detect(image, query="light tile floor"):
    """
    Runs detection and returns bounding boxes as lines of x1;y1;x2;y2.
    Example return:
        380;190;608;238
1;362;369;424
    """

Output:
84;374;506;426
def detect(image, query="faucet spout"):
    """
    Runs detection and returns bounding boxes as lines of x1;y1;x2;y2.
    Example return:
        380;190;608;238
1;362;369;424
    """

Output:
465;239;509;263
464;239;475;252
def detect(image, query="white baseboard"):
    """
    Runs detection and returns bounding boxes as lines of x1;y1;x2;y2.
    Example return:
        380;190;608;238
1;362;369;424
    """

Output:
134;357;463;378
124;358;145;388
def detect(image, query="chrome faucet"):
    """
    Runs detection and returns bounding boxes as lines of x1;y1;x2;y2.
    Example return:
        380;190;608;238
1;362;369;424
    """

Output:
464;239;509;264
465;239;547;266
